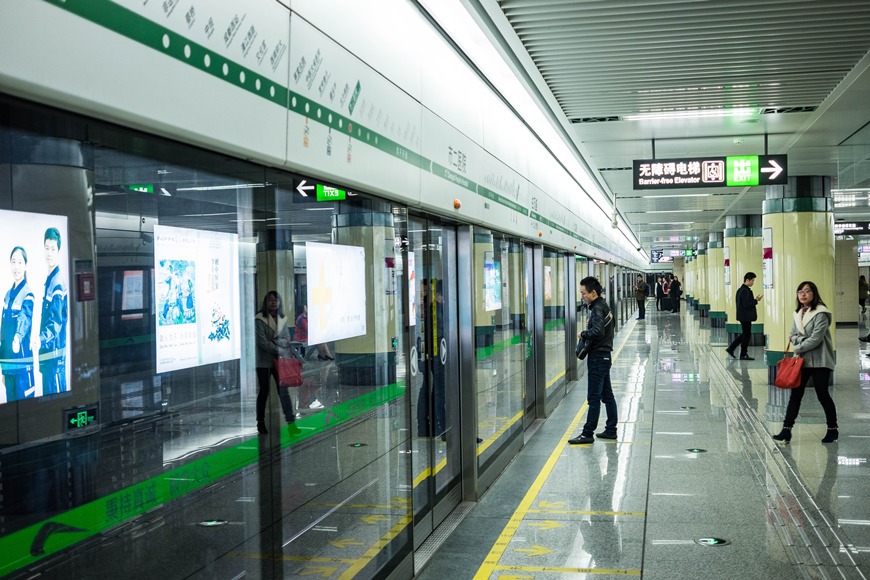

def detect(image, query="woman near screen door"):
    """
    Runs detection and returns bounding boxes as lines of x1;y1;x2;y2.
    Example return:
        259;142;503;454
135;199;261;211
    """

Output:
254;291;296;434
1;246;36;403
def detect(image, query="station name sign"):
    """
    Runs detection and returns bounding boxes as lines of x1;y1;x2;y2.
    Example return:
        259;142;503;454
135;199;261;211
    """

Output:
633;155;787;190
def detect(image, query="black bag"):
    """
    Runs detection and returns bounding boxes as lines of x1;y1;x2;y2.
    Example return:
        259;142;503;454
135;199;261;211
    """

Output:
576;338;590;360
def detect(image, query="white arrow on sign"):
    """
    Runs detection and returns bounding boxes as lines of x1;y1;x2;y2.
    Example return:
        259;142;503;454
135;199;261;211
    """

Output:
760;159;783;180
296;179;315;197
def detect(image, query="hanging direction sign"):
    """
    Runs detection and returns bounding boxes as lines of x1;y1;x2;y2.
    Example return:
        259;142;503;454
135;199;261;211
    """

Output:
633;155;787;189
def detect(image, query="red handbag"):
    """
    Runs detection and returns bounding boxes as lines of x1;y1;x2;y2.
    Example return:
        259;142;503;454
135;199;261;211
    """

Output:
274;357;303;387
774;343;803;389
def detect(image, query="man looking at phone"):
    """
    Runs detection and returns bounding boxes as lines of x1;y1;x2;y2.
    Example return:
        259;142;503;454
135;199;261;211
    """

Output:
726;272;762;361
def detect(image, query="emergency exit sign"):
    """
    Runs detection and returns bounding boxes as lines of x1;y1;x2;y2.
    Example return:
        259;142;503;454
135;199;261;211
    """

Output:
64;404;98;432
633;155;787;189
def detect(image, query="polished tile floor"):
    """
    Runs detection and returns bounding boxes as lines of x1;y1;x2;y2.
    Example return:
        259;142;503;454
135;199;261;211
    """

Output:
420;303;870;579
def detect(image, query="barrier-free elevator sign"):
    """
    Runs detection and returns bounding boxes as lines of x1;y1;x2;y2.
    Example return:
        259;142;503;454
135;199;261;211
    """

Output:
633;155;787;189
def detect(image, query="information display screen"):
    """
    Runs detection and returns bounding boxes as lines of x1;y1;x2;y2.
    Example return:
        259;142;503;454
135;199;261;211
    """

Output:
0;210;71;405
153;225;241;373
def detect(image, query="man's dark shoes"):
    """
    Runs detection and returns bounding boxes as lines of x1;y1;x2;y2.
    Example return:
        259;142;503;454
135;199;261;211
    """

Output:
568;433;595;445
740;355;754;360
596;431;617;440
725;347;736;358
821;428;838;443
860;335;870;343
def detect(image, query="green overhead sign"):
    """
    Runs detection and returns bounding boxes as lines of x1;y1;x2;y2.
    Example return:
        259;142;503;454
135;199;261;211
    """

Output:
124;183;154;193
316;184;347;201
633;155;787;189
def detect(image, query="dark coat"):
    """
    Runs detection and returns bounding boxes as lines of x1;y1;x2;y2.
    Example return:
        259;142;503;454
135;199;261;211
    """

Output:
579;296;614;354
735;283;757;322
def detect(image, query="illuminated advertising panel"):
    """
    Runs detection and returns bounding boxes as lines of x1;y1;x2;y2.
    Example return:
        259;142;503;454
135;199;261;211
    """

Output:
154;225;241;373
0;210;70;404
483;251;503;311
306;242;367;344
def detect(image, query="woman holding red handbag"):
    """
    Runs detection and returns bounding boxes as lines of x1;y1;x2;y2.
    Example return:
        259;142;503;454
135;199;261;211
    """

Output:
772;281;838;443
255;291;296;434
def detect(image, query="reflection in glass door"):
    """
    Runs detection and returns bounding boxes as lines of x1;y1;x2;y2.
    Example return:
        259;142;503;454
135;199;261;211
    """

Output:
407;216;461;547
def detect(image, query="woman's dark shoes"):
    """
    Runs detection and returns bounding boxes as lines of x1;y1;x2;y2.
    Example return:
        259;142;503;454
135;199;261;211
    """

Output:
772;427;791;442
257;421;268;435
821;428;838;443
860;335;870;343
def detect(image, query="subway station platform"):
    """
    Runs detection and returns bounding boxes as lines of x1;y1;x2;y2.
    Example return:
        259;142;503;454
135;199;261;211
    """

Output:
419;303;870;579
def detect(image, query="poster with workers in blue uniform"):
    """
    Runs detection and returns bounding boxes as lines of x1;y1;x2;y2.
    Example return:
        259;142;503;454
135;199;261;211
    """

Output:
0;210;70;404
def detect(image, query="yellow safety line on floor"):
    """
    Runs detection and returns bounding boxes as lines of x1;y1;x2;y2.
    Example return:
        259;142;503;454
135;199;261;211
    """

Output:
546;369;566;388
226;552;358;564
476;410;524;456
492;564;641;575
526;508;645;517
337;511;413;580
473;318;639;580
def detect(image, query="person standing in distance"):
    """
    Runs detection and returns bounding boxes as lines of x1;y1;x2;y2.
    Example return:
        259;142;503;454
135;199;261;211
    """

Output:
569;276;616;445
634;274;648;320
669;275;682;313
654;277;664;311
39;228;68;394
726;272;763;360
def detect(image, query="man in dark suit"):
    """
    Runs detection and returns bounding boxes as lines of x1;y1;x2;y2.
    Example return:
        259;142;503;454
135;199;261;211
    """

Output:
726;272;763;360
669;275;682;313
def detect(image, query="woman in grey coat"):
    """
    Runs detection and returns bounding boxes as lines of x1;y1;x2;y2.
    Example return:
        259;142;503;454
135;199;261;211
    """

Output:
773;281;838;443
255;291;296;434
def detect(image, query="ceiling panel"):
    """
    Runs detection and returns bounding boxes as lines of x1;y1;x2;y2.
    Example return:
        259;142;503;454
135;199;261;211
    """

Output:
488;0;870;256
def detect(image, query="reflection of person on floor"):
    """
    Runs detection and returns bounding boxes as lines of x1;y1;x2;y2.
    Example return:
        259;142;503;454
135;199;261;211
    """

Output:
578;443;621;567
1;246;36;402
39;228;68;394
255;291;295;435
416;279;446;438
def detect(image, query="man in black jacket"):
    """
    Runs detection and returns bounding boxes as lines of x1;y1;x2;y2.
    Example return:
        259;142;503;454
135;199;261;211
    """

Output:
726;272;763;360
635;274;648;320
570;276;617;445
669;275;682;313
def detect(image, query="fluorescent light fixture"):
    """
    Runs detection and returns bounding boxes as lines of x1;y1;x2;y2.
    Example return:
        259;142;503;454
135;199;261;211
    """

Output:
176;183;270;192
645;209;698;214
623;108;757;121
649;222;693;225
647;193;712;198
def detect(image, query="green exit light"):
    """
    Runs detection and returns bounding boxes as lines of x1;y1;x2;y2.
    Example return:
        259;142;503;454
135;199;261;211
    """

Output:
316;184;347;201
124;183;154;193
65;405;98;431
726;156;759;186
